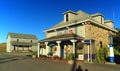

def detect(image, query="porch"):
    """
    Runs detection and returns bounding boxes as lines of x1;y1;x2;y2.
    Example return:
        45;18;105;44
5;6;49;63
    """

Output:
11;42;37;52
38;34;95;62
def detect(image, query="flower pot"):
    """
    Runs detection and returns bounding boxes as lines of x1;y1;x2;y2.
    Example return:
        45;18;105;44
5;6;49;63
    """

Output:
68;60;74;64
32;55;36;58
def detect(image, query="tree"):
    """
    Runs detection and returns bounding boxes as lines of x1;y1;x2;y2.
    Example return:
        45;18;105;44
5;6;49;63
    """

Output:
113;28;120;51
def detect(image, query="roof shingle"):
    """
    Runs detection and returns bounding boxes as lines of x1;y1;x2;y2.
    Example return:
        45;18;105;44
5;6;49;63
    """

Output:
45;10;117;32
39;33;84;42
8;33;37;40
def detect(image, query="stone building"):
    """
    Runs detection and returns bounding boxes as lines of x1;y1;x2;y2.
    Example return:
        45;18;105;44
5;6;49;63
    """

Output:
7;33;38;52
38;10;117;61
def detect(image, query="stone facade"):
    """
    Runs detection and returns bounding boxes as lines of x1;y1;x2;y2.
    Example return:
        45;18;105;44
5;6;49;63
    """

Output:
85;22;115;50
38;10;117;61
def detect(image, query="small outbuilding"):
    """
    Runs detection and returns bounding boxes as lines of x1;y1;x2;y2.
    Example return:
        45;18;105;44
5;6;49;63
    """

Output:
7;32;38;52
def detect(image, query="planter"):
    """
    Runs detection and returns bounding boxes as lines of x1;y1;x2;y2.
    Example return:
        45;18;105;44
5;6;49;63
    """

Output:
68;60;74;64
31;51;37;58
32;55;36;58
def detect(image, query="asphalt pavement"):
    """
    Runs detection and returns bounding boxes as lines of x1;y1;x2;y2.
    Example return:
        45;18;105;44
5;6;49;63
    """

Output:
0;53;120;71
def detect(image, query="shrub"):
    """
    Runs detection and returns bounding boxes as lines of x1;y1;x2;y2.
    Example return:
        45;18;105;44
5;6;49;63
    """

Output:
52;55;60;61
114;48;120;55
95;46;109;63
47;52;53;56
32;51;37;55
95;51;101;63
114;48;120;64
67;53;74;60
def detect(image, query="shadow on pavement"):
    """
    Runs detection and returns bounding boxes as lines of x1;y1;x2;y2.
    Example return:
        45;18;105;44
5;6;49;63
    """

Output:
70;59;77;71
0;55;31;64
76;65;83;71
0;56;17;60
70;59;88;71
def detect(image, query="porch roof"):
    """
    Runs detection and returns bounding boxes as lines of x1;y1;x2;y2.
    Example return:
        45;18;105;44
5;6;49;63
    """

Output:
11;42;37;46
38;34;84;42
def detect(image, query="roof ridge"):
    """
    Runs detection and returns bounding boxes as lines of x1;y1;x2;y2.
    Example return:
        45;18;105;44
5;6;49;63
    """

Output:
91;13;104;17
8;32;37;39
76;10;91;16
8;32;35;36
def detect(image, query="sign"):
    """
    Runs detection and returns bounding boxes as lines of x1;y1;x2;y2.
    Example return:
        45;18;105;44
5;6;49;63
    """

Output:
84;39;95;45
78;55;84;60
69;30;73;34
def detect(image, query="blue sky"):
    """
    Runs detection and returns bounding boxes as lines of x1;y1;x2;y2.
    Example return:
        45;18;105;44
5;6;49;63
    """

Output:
0;0;120;43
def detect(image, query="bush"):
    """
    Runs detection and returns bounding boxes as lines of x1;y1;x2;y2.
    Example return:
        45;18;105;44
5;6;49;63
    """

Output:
114;48;120;55
52;55;60;61
114;55;120;64
40;55;47;60
47;52;53;56
95;47;109;63
32;51;37;55
114;48;120;64
67;53;74;60
95;51;101;63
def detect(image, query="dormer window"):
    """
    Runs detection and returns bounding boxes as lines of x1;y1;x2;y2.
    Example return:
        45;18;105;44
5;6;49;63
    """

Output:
31;40;33;43
66;14;68;22
17;39;19;42
63;10;77;22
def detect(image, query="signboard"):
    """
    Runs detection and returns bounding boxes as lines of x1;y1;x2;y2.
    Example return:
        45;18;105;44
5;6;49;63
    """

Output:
84;39;95;45
69;30;73;34
78;55;84;60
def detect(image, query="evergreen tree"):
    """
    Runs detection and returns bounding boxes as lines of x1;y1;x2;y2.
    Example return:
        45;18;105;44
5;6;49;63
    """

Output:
113;28;120;51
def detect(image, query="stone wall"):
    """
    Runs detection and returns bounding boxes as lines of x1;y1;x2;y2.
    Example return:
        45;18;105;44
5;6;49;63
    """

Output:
85;22;111;50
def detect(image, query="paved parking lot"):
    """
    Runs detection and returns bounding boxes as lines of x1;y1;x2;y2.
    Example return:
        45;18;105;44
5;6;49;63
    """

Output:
0;53;72;71
0;53;120;71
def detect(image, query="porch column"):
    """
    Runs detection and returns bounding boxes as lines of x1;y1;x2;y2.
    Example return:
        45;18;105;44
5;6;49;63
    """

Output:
37;43;40;58
56;41;61;57
43;48;46;55
90;40;92;62
70;39;77;55
45;42;49;56
88;45;90;62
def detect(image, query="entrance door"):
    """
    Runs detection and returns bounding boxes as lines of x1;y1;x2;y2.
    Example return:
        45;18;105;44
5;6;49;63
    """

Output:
60;45;64;58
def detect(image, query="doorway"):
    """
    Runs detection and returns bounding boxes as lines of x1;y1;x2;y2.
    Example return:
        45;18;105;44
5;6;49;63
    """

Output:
60;44;64;58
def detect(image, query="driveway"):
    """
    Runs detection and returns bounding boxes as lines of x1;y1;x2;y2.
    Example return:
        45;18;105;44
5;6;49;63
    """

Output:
77;62;120;71
0;53;72;71
0;53;120;71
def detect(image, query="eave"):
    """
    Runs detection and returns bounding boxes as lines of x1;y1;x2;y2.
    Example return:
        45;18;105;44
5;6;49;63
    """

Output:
44;19;118;33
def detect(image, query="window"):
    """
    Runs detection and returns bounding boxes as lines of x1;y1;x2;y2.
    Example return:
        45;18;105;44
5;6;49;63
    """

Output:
100;41;102;48
64;30;68;34
66;14;68;22
57;31;62;35
31;40;33;43
17;39;19;42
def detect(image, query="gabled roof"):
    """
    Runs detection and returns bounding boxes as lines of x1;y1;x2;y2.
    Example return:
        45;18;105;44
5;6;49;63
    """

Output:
91;13;104;17
8;32;37;40
46;10;93;31
39;33;84;42
44;10;117;33
104;20;114;23
63;10;78;15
